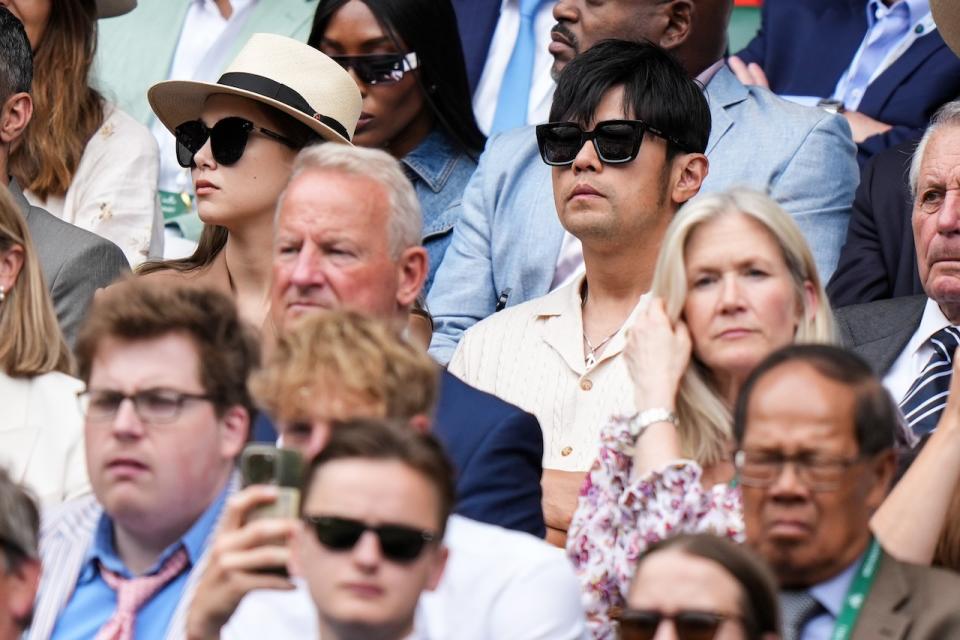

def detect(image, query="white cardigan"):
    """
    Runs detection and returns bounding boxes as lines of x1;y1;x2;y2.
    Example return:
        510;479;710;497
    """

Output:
0;370;89;505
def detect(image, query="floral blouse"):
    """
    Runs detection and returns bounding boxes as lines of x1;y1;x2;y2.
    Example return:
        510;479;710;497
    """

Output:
566;414;744;639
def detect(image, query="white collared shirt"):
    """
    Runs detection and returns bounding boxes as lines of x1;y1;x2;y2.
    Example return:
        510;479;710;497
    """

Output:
472;0;558;135
883;298;953;403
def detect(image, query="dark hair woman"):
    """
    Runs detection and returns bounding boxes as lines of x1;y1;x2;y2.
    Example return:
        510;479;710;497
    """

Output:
309;0;485;292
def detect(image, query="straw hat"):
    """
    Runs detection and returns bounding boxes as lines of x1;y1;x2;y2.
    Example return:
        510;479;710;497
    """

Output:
932;0;960;58
148;33;362;145
96;0;136;18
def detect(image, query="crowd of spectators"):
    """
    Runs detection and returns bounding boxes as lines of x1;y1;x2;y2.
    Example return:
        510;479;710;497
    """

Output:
3;0;960;639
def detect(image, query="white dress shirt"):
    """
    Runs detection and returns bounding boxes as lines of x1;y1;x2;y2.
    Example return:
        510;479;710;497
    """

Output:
883;298;953;403
222;515;588;640
472;0;558;134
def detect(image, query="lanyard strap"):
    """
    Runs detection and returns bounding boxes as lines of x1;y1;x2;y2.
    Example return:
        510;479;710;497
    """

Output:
831;538;883;640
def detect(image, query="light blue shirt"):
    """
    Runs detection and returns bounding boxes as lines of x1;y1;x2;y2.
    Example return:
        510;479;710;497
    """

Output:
50;486;229;640
800;553;863;639
835;0;931;109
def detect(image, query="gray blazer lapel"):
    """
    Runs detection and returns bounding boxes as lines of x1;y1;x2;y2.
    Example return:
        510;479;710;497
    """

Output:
7;178;33;221
703;66;749;156
836;296;927;375
852;552;910;640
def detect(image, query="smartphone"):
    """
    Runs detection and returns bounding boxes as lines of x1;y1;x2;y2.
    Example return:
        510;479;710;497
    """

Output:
239;444;305;522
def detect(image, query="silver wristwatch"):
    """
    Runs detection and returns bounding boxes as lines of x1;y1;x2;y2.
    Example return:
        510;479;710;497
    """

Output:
629;408;679;439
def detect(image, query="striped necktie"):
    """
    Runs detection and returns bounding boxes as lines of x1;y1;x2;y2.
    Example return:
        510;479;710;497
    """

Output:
490;0;547;134
780;590;825;640
900;326;960;437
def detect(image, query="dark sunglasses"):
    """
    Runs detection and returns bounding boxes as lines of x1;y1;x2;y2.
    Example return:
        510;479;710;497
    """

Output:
330;52;420;85
619;610;735;640
174;116;300;168
535;119;688;166
303;515;437;563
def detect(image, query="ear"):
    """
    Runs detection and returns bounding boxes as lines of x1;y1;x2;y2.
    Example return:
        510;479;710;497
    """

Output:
6;558;40;626
670;153;708;206
424;544;448;592
660;0;695;49
396;246;428;310
865;449;897;511
801;280;819;323
0;244;24;293
219;405;251;459
0;92;32;145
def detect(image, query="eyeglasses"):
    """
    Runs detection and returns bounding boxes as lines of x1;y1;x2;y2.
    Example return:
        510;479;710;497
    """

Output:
303;515;437;563
734;450;865;492
619;609;737;640
77;388;213;424
174;116;300;168
330;52;420;85
535;119;688;166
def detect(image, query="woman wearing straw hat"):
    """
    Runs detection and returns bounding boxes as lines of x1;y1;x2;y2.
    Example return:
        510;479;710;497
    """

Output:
141;33;361;328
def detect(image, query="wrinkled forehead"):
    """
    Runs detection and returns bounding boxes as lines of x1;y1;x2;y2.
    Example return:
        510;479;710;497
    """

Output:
277;170;390;236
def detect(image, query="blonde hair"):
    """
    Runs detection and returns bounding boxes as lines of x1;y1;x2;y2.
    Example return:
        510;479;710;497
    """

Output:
650;188;835;465
250;310;439;423
0;186;72;377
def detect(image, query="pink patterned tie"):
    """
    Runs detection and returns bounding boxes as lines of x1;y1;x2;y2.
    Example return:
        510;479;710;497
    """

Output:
95;547;189;640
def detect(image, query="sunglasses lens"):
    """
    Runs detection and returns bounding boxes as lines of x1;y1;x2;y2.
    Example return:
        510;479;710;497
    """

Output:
595;122;640;163
538;124;583;165
618;612;660;640
377;525;428;563
334;55;406;85
174;120;207;168
674;612;723;640
209;117;252;166
312;517;365;551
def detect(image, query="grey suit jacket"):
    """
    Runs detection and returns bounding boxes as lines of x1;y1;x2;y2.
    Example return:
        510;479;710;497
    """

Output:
851;550;960;639
834;295;927;376
427;65;859;364
10;179;129;346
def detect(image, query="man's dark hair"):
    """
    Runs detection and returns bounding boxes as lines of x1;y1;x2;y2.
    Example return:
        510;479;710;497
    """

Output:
734;344;897;455
549;39;710;157
0;466;39;569
301;418;456;538
0;7;32;101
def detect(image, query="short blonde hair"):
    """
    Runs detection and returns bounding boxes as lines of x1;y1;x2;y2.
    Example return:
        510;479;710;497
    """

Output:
650;188;835;465
0;186;72;377
251;311;439;423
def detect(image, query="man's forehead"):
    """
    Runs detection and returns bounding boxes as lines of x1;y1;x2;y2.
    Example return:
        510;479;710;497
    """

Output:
919;127;960;184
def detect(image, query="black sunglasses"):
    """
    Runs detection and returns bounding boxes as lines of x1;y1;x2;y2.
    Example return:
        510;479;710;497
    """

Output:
535;119;688;166
330;52;420;85
303;515;437;563
619;610;735;640
174;116;300;168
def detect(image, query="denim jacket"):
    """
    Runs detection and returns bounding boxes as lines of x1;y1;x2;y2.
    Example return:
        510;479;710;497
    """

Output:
402;128;478;293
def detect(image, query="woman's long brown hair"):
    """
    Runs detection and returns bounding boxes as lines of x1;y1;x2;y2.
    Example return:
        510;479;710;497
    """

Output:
11;0;104;200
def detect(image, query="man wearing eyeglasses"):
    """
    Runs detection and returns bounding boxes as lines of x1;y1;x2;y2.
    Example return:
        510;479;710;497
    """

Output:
0;467;40;640
295;419;450;640
25;280;257;640
735;344;960;640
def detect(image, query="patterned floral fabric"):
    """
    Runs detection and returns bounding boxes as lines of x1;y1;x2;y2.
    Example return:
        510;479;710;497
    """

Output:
566;413;744;639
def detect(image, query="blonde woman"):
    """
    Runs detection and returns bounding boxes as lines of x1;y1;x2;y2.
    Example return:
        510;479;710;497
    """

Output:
567;188;834;639
0;186;88;506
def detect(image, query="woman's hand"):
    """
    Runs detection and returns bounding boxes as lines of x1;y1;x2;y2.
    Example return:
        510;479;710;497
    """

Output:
624;297;692;412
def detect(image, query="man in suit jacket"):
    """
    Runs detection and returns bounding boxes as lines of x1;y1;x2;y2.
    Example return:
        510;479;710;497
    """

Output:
0;13;127;345
827;140;924;307
836;101;960;435
26;282;255;640
736;344;960;640
426;0;858;365
732;0;960;164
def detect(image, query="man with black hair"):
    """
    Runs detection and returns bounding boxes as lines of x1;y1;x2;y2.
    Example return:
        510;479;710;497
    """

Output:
428;0;859;365
0;467;40;640
450;40;709;545
0;6;127;345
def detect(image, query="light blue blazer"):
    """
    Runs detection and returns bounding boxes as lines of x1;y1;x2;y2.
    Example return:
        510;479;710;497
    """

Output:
427;66;859;364
93;0;319;126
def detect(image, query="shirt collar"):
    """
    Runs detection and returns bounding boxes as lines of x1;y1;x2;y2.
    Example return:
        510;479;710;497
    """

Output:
401;129;464;194
80;482;231;581
867;0;930;27
809;551;863;618
902;297;953;359
696;58;726;87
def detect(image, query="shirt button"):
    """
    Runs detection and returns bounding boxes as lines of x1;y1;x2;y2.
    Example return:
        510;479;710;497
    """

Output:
580;378;593;391
561;446;573;457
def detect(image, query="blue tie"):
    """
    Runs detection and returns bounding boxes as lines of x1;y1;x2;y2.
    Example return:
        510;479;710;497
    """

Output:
490;0;545;134
900;326;960;437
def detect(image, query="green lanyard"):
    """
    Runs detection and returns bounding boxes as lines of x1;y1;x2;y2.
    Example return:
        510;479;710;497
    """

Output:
830;538;882;640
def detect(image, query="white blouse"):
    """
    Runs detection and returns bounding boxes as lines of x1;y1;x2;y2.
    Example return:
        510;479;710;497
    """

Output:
26;104;162;267
0;370;89;506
